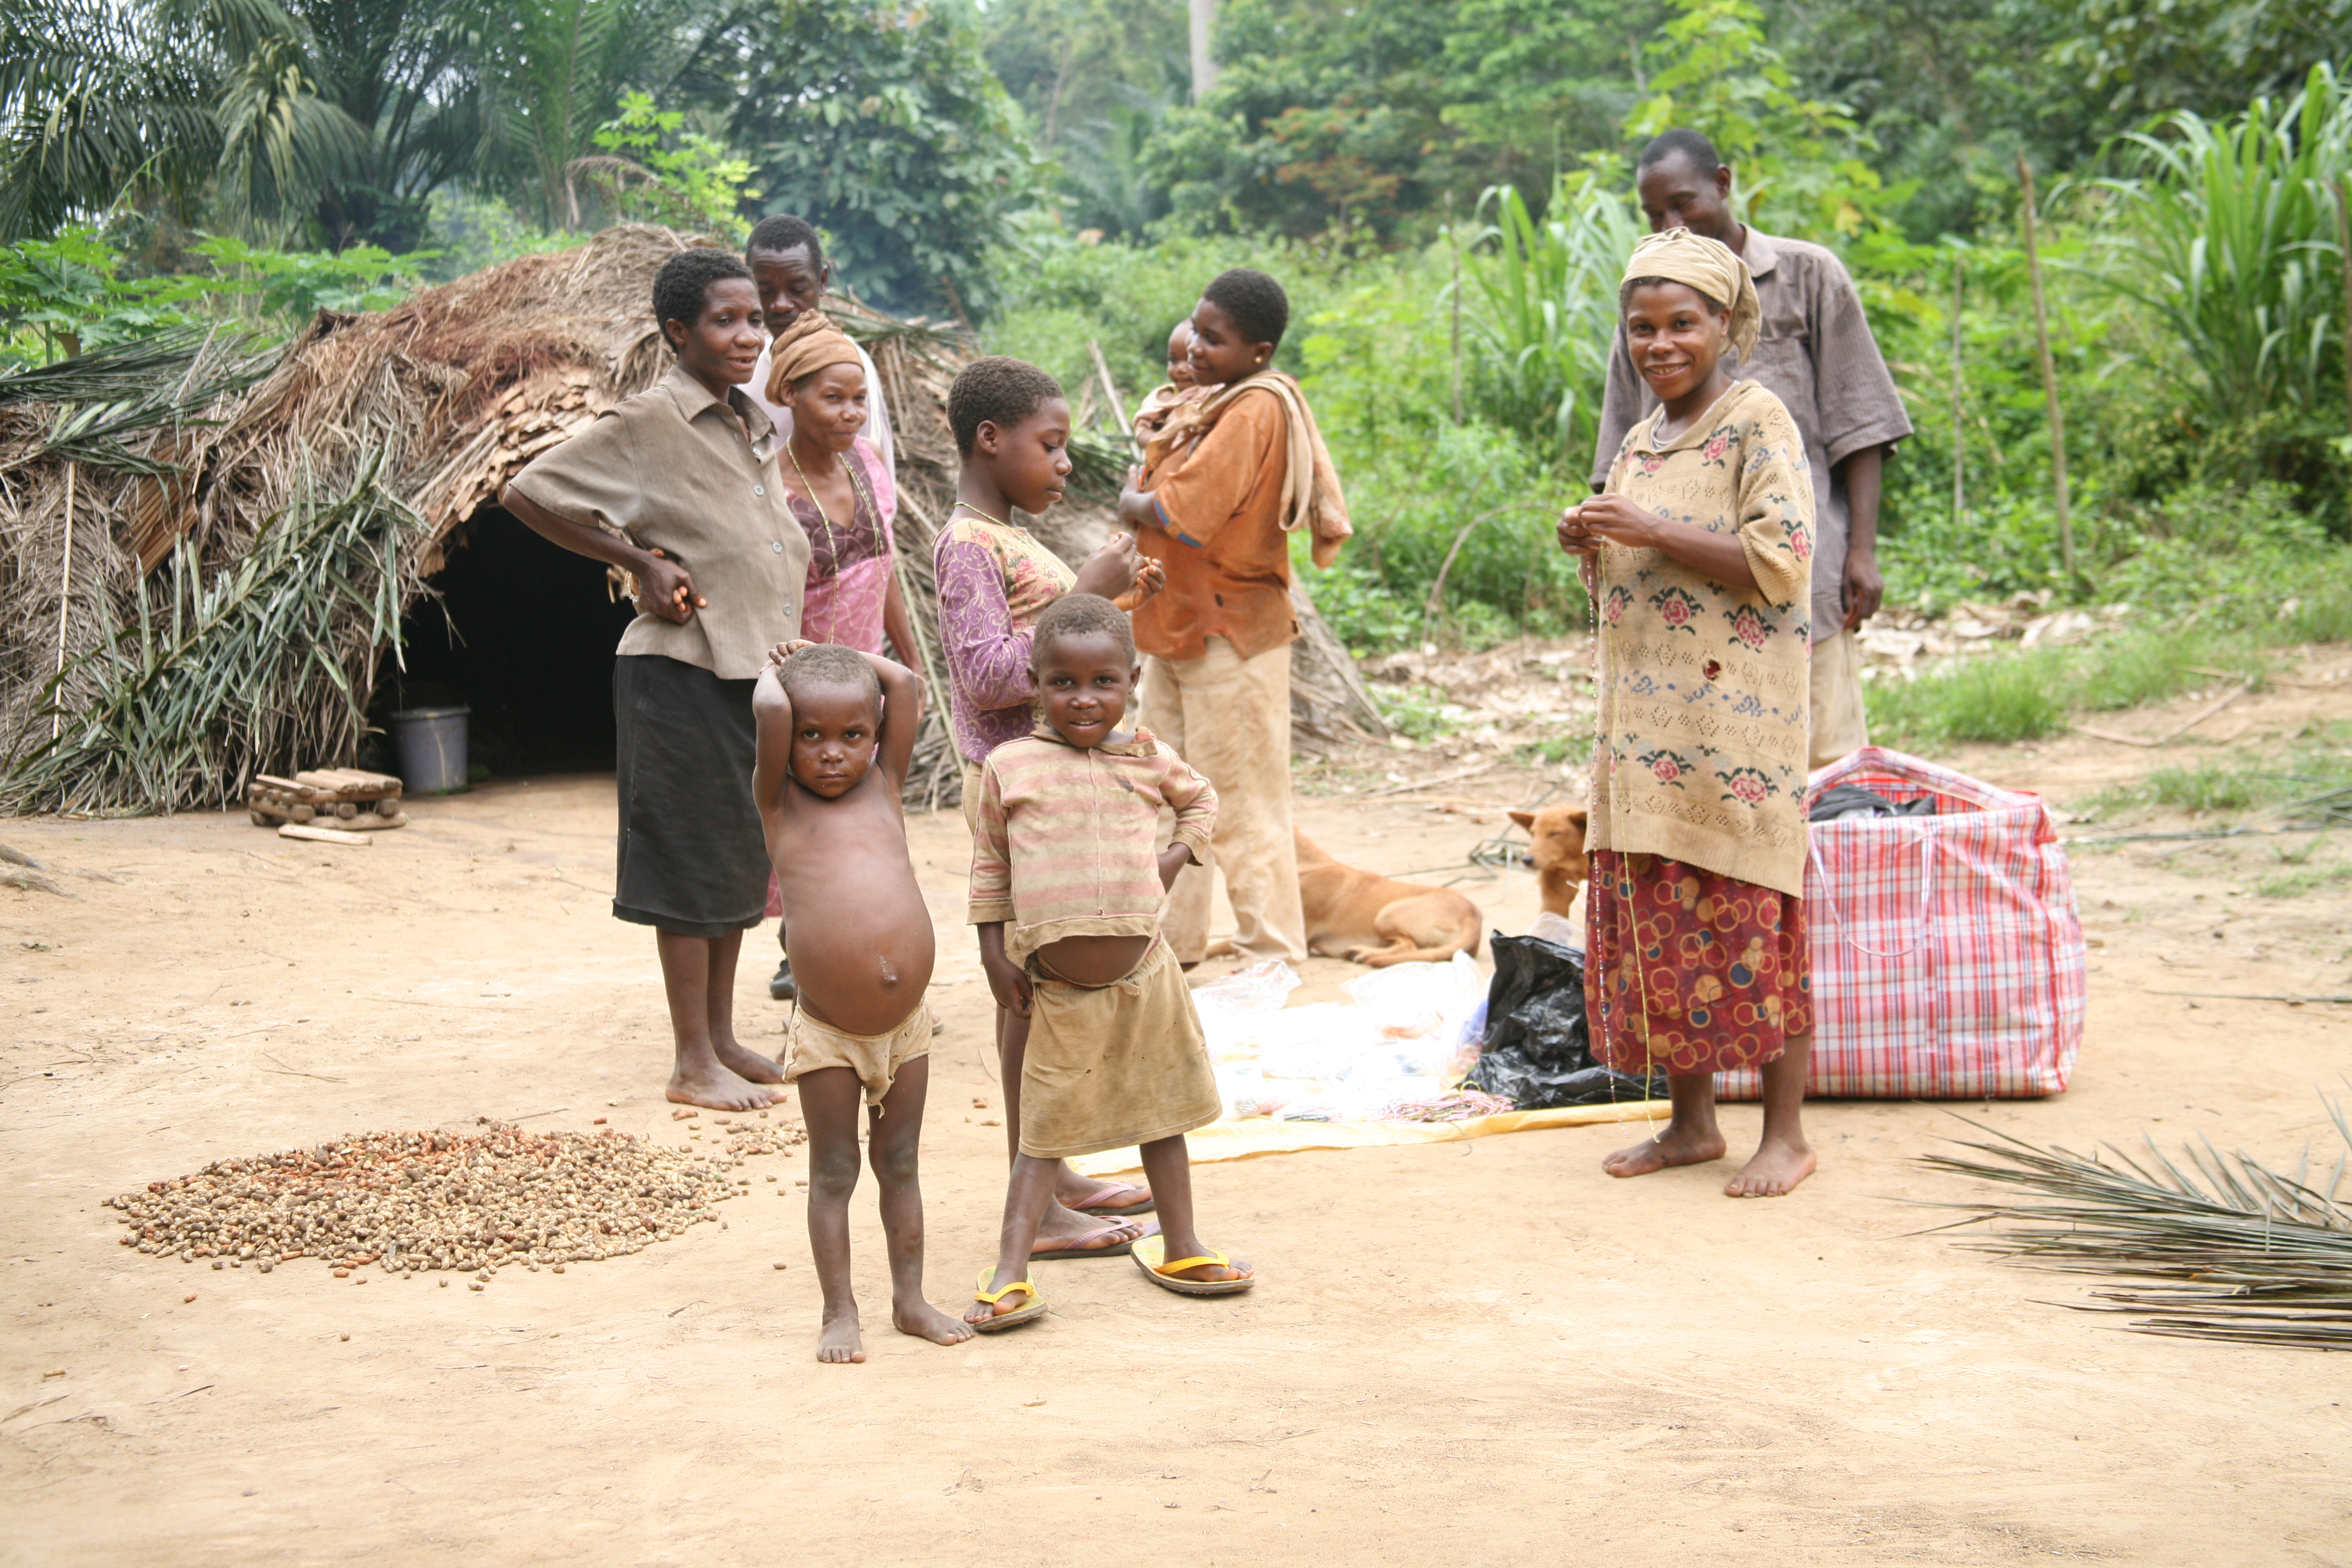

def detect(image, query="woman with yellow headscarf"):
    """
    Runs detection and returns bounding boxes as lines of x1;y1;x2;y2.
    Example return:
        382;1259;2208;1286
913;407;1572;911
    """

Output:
1555;228;1822;1199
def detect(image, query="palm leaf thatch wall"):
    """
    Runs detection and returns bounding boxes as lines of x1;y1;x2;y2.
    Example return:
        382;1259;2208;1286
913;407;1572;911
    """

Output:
0;224;1383;817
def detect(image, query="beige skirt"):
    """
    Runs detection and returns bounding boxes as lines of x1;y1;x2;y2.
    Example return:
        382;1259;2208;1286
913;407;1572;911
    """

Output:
1019;939;1221;1160
785;1003;933;1106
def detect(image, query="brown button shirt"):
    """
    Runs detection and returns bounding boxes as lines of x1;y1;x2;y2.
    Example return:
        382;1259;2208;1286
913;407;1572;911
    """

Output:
1132;386;1300;663
508;366;810;680
1593;228;1913;644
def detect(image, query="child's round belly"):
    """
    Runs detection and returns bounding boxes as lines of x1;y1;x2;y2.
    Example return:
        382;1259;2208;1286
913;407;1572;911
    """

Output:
781;885;936;1036
1035;932;1152;987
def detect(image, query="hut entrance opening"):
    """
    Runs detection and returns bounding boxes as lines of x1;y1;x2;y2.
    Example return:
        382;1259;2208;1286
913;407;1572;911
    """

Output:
372;512;634;776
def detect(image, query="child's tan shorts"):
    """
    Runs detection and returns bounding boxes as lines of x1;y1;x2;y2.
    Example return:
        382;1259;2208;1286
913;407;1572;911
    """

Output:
784;1003;933;1105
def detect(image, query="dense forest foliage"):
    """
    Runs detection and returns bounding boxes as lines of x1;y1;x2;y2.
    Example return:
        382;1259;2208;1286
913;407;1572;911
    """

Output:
6;0;2352;667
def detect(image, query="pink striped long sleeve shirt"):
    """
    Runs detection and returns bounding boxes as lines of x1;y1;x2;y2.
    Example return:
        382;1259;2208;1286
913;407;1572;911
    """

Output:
968;726;1217;964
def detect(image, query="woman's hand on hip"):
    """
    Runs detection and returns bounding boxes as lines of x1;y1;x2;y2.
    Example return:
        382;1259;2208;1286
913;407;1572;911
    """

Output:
634;548;704;624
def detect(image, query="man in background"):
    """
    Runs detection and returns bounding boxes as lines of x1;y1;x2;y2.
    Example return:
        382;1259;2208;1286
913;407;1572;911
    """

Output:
1591;129;1912;772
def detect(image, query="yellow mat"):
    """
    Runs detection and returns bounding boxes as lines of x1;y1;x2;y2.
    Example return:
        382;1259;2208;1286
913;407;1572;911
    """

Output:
1067;1100;1672;1178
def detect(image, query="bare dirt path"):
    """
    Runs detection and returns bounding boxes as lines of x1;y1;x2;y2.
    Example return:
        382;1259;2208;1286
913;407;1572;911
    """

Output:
3;688;2348;1565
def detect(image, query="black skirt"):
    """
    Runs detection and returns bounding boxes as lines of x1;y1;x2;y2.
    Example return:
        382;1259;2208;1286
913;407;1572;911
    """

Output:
612;654;768;938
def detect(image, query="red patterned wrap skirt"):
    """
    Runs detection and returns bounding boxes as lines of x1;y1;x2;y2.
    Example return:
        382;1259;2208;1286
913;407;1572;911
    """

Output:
1584;850;1813;1076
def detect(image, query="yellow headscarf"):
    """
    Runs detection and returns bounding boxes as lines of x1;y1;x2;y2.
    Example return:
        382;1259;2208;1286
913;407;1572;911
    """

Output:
765;310;864;403
1621;227;1761;361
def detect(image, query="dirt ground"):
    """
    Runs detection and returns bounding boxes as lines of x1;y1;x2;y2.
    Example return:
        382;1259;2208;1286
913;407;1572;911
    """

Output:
4;668;2350;1567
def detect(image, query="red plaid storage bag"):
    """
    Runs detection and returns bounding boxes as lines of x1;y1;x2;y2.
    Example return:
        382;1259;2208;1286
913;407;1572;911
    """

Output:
1716;746;2086;1100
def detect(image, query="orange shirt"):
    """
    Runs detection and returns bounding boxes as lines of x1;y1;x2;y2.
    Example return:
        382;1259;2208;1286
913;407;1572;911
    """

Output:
1132;386;1298;662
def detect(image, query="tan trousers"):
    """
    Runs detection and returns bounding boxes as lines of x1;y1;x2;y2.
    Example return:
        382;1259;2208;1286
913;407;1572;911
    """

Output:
1808;629;1870;771
1140;638;1307;965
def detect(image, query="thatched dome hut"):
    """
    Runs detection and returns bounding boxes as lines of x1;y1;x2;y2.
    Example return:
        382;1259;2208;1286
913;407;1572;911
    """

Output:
0;225;1381;816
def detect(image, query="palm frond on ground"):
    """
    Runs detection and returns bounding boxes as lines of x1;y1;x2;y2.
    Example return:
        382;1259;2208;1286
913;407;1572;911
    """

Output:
1922;1096;2352;1350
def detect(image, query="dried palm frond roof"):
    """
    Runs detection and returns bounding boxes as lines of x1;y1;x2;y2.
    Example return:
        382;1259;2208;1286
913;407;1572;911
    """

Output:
0;224;1383;817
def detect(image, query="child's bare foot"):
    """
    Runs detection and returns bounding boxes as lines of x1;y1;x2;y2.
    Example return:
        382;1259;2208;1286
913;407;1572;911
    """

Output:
712;1036;785;1086
963;1278;1038;1326
667;1062;775;1111
816;1309;865;1363
1725;1136;1816;1197
1601;1121;1727;1178
894;1297;977;1345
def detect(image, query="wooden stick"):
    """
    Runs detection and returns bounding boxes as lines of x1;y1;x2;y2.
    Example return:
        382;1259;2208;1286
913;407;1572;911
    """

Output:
1357;759;1510;798
2338;179;2352;440
50;460;75;741
1949;254;1966;526
277;824;374;846
2071;680;2250;747
2018;151;2075;575
1448;193;1465;428
1087;339;1131;437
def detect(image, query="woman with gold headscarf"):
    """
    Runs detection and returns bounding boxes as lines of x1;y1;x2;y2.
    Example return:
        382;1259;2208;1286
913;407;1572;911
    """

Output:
758;310;916;1000
1555;228;1822;1199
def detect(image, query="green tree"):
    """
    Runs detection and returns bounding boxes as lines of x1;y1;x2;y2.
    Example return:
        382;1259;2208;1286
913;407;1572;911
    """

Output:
1625;0;1891;236
1138;0;1667;241
982;0;1188;235
706;0;1036;314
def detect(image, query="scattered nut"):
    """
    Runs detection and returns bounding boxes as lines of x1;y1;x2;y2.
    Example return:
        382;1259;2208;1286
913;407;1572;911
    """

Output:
41;1369;64;1379
183;1293;197;1303
972;1097;990;1109
592;1117;607;1125
338;1333;349;1342
104;1120;806;1280
468;1283;484;1292
671;1110;697;1122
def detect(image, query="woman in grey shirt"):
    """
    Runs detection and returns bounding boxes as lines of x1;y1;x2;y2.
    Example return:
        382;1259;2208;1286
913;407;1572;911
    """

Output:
503;248;810;1111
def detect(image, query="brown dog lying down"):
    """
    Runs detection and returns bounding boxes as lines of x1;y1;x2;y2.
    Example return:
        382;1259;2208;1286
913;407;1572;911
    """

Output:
1509;806;1590;944
1294;829;1483;967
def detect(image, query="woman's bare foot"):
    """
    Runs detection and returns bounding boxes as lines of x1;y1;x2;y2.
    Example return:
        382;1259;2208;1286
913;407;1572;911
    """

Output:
1601;1120;1727;1178
667;1061;774;1111
1725;1136;1816;1197
894;1297;977;1345
713;1035;785;1086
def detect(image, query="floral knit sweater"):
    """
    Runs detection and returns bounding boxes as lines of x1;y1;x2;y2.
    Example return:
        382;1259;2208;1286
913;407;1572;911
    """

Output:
1588;378;1817;897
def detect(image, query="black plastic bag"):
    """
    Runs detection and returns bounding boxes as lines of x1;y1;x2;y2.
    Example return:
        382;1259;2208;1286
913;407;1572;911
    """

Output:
1466;932;1667;1108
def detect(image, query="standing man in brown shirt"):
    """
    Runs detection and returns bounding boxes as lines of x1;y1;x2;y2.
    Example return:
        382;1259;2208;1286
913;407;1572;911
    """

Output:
503;248;810;1111
1592;129;1913;771
1117;268;1350;967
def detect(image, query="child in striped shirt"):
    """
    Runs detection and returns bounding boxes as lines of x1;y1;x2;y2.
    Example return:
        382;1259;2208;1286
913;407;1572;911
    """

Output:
963;594;1256;1329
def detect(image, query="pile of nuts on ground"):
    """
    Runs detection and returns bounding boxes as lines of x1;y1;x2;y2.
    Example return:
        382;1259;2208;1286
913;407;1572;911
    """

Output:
106;1115;806;1280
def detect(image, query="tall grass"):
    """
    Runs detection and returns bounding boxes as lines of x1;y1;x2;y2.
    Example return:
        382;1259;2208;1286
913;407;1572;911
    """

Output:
1457;176;1641;466
2102;64;2352;426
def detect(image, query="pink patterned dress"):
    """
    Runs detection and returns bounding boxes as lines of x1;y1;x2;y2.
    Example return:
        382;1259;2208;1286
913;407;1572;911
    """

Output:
792;437;895;653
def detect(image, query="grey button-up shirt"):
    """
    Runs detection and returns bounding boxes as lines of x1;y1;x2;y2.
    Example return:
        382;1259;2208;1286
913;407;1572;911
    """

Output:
1593;227;1913;643
509;366;810;680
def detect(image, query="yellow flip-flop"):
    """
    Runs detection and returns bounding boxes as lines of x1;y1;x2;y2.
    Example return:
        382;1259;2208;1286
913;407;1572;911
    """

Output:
1131;1235;1255;1296
972;1266;1047;1332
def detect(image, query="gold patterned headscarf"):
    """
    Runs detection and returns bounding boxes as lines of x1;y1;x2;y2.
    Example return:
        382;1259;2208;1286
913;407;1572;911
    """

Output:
765;310;864;402
1620;227;1760;361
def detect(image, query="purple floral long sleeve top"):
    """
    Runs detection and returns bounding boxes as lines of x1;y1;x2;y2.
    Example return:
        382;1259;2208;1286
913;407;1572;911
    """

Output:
933;512;1077;764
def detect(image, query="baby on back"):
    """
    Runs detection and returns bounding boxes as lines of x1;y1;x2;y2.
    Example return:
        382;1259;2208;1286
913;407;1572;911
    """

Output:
753;640;971;1361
